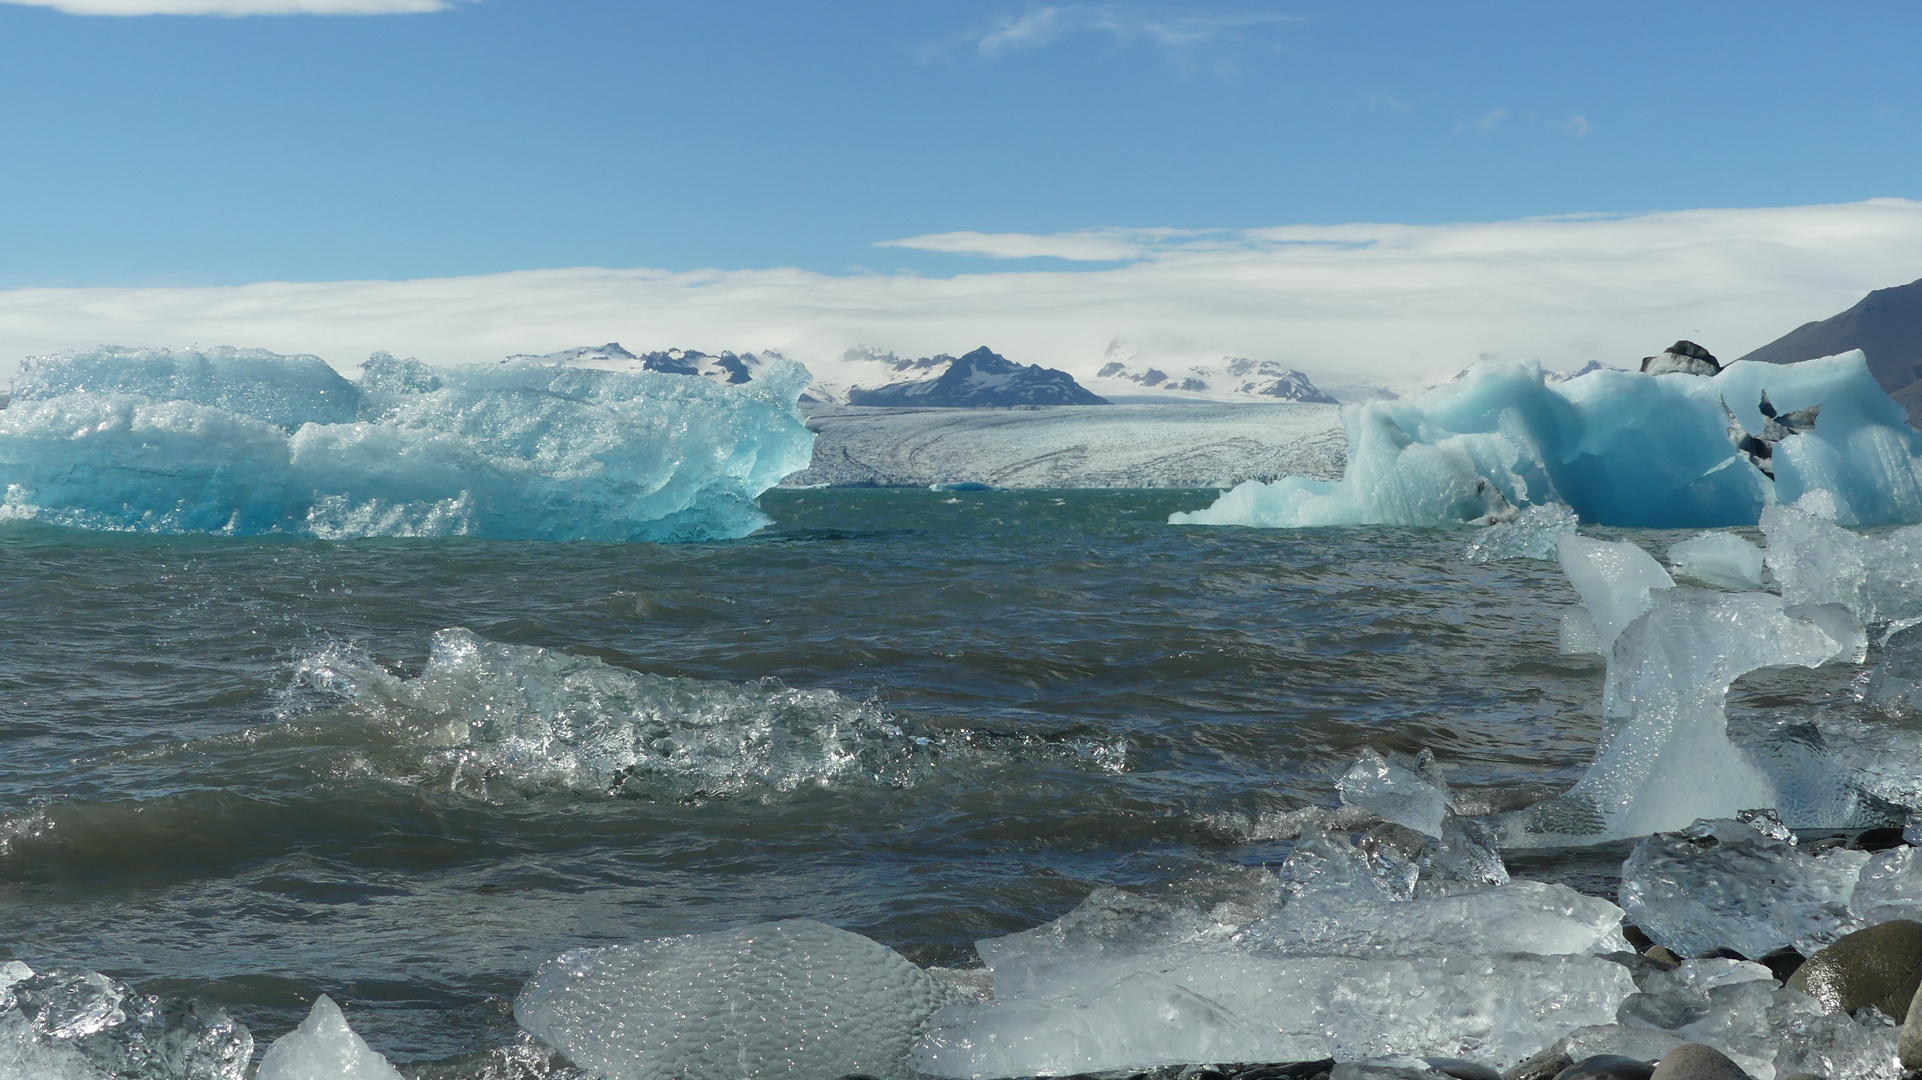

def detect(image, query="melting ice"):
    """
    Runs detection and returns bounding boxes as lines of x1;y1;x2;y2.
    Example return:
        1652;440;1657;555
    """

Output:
0;346;815;540
294;628;1126;801
1172;352;1922;529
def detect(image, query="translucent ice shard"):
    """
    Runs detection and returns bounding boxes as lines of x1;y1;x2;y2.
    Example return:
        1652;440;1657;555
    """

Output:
1668;532;1766;590
0;345;815;540
0;963;252;1080
1761;497;1922;626
1465;503;1581;562
1557;535;1675;655
1171;353;1922;530
1505;581;1865;845
1619;819;1870;957
1338;749;1451;837
515;920;955;1080
1247;880;1630;958
254;996;404;1080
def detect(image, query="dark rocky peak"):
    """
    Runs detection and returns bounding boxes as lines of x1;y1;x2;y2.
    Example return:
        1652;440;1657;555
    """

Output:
847;347;1107;407
1737;277;1922;425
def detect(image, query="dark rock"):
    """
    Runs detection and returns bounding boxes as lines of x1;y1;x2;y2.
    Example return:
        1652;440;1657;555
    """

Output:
1601;951;1671;984
1503;1049;1574;1080
1761;946;1807;983
1649;1044;1751;1080
1850;827;1908;852
1427;1059;1501;1080
1555;1055;1655;1080
1641;341;1721;377
1700;947;1750;962
1227;1062;1336;1080
1788;919;1922;1019
1645;946;1682;969
1623;925;1654;951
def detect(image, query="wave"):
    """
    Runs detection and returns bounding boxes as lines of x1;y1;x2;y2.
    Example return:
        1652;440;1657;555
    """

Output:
0;347;814;541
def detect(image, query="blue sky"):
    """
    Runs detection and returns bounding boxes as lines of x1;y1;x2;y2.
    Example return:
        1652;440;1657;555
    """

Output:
1;1;1918;289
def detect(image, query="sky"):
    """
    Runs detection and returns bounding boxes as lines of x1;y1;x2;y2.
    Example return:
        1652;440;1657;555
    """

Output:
1;1;1919;384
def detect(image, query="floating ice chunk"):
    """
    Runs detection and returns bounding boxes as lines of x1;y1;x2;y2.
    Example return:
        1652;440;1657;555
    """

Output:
1558;535;1676;655
1247;880;1629;958
1171;354;1922;530
1669;532;1766;590
1847;845;1922;925
1505;587;1865;845
1329;1056;1454;1080
913;950;1634;1077
515;920;955;1080
1338;749;1451;837
1761;500;1922;625
254;996;403;1080
295;629;1125;801
0;964;252;1080
1619;819;1870;958
1465;503;1581;562
1865;623;1922;711
0;346;815;540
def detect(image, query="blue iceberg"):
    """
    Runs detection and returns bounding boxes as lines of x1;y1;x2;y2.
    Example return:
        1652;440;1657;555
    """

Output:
0;346;815;541
1171;352;1922;529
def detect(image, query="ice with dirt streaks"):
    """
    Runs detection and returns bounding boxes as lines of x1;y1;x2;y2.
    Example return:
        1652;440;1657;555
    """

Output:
515;920;956;1080
1171;352;1922;529
0;345;815;540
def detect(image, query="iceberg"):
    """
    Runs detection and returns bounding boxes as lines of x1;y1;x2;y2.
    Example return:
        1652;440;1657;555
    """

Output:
254;997;404;1080
1464;503;1581;562
514;920;956;1080
1171;352;1922;530
0;345;815;540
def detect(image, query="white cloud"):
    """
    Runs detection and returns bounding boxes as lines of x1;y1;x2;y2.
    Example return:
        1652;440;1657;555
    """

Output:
0;0;465;15
1473;107;1507;131
3;200;1919;395
973;5;1294;59
876;229;1169;261
1551;115;1592;135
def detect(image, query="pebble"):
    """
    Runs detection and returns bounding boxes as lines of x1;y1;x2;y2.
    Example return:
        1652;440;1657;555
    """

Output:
1554;1054;1654;1080
1648;1044;1751;1080
1786;918;1922;1019
1902;973;1922;1070
1847;826;1907;851
1759;946;1805;984
1644;946;1681;969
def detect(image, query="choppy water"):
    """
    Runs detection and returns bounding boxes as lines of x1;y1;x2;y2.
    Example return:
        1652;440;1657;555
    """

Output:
0;490;1863;1072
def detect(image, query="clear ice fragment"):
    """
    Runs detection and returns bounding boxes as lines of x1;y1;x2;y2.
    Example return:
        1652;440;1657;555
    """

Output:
1668;532;1766;590
1338;749;1451;838
1465;504;1581;563
254;996;404;1080
1555;535;1674;655
0;965;252;1080
515;920;956;1080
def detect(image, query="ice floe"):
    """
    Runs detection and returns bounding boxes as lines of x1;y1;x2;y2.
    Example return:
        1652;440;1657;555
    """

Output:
254;996;404;1080
0;345;814;540
1171;352;1922;530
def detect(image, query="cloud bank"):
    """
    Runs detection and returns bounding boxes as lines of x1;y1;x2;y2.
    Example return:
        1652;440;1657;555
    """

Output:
3;200;1919;394
970;5;1294;59
1;0;463;15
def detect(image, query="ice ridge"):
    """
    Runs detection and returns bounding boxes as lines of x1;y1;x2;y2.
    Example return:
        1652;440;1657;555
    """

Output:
1171;352;1922;529
0;345;815;540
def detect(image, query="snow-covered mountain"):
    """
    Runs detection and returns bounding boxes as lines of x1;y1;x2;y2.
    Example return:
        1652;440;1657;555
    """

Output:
844;346;1107;407
516;342;1107;407
1087;356;1339;403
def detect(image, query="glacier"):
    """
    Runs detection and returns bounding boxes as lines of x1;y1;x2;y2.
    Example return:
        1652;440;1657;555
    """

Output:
1171;352;1922;529
0;345;815;540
